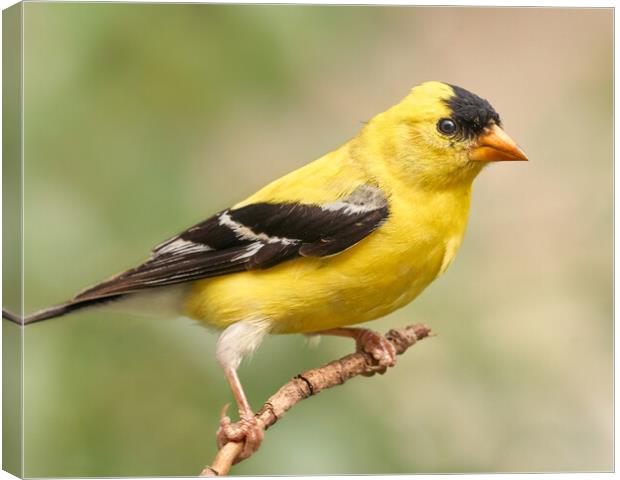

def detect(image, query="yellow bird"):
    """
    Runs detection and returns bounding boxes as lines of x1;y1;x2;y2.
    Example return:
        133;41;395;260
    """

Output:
4;81;527;460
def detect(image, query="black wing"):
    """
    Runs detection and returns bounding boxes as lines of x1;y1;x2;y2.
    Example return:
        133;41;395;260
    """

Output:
73;184;389;302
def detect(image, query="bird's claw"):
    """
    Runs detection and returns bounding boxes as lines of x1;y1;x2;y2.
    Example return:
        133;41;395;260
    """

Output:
216;404;264;463
355;329;397;376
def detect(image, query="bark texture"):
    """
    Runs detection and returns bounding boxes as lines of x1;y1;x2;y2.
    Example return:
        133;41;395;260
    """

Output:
200;323;433;476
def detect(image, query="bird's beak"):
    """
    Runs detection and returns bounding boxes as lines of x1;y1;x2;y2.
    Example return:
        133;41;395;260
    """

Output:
469;124;528;162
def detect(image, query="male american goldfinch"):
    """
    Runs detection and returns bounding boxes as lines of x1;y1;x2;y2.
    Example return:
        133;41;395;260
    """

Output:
4;81;527;460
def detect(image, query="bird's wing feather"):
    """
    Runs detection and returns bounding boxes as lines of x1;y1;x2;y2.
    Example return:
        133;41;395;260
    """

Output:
73;184;389;302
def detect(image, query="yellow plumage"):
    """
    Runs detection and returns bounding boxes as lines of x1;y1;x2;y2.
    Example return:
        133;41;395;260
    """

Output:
185;81;479;333
10;80;527;461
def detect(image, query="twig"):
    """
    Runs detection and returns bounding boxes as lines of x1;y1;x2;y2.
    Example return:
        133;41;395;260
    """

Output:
200;323;433;476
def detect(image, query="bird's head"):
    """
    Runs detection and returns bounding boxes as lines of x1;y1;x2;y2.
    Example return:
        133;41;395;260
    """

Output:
367;81;528;188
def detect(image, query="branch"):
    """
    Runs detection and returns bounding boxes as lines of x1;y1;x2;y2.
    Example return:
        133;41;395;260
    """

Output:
199;323;433;476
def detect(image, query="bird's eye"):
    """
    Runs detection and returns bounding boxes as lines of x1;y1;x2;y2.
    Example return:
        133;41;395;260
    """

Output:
437;118;457;136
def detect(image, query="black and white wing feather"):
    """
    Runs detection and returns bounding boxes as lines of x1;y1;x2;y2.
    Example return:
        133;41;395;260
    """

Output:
73;184;389;302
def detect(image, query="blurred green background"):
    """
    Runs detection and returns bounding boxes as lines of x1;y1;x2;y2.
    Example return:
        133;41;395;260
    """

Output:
5;4;612;476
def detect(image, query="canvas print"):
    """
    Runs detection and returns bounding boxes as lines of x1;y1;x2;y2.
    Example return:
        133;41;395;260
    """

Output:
2;3;612;477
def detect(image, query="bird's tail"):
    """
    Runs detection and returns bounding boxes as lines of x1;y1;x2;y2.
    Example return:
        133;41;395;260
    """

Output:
2;295;122;326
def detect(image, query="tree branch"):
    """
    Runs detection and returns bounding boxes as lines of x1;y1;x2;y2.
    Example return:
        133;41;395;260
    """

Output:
200;323;433;476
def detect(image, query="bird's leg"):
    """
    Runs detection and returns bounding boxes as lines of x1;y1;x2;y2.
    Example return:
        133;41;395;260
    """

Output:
215;320;270;463
216;366;264;463
318;327;397;375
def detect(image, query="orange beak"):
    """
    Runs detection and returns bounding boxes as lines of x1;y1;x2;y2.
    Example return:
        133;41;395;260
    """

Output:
469;124;528;162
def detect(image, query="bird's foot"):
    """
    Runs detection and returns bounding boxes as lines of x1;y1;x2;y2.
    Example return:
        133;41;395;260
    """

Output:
355;329;397;376
216;404;264;463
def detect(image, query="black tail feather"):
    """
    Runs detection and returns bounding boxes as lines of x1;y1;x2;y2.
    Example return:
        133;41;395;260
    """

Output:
3;294;123;326
2;309;23;324
3;303;85;325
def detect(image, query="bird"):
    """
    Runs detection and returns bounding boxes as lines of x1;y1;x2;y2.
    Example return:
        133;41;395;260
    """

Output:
3;80;527;461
